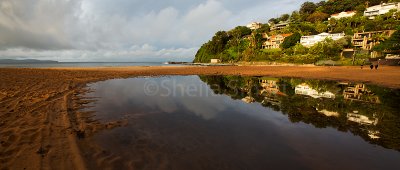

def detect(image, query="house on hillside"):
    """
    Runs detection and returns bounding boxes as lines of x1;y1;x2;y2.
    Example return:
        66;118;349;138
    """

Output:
210;59;221;63
246;22;262;30
328;11;356;20
352;30;395;50
364;2;400;19
262;34;292;49
300;33;345;47
270;22;290;31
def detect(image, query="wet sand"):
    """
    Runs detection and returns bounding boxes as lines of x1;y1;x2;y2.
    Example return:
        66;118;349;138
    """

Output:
0;65;400;169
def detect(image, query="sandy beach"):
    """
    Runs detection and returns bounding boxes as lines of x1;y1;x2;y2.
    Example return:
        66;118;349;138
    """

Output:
1;65;400;169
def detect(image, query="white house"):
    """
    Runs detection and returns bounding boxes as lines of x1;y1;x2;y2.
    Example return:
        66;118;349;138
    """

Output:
295;83;335;99
300;33;345;47
246;22;262;30
270;22;290;31
328;11;356;20
364;2;400;19
210;59;221;63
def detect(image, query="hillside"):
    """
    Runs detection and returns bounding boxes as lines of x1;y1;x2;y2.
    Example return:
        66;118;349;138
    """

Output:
194;0;400;65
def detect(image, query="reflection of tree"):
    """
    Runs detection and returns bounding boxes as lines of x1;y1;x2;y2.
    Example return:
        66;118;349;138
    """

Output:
199;75;400;151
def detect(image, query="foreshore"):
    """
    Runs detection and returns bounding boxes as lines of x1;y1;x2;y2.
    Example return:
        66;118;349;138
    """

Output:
41;65;400;88
1;65;400;169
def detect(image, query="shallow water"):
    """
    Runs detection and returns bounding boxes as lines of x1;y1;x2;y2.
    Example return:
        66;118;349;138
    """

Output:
80;76;400;169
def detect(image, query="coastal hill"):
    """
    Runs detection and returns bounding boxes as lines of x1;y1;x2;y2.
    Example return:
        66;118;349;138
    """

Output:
194;0;400;65
0;59;58;64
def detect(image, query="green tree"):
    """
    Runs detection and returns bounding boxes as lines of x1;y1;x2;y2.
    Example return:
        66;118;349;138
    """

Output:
280;14;290;21
242;48;255;61
290;22;318;35
209;31;229;54
364;20;377;31
315;22;328;33
355;4;366;14
290;11;301;22
281;32;302;49
307;11;329;23
193;31;231;63
228;26;252;56
269;18;279;24
293;43;309;55
321;0;379;15
373;28;400;53
309;38;346;60
249;33;264;49
300;1;317;14
256;24;270;33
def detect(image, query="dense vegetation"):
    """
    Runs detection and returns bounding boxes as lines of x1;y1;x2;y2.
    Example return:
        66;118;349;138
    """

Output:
373;28;400;52
194;0;400;64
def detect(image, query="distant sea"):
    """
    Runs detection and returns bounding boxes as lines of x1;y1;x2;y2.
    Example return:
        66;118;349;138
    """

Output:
0;62;176;68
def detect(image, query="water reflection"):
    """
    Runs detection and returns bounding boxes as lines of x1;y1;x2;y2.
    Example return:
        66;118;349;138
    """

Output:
200;75;400;148
295;83;336;99
80;76;400;169
343;84;381;103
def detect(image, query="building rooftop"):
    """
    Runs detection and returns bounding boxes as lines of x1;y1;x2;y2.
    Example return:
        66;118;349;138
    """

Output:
331;11;356;16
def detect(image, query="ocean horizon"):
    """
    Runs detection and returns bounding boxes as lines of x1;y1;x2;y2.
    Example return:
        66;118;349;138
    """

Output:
0;62;180;68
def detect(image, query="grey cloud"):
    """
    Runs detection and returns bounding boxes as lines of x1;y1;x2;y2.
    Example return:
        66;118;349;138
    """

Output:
0;0;80;50
0;0;320;62
87;0;206;16
0;46;197;62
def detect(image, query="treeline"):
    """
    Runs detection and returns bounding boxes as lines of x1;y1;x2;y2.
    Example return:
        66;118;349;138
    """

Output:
194;0;400;64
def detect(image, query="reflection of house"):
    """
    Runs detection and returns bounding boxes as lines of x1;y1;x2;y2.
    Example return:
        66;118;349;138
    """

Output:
368;130;380;139
270;22;289;31
364;2;400;19
347;113;378;126
246;22;262;30
259;79;287;96
262;34;292;49
352;30;395;51
260;79;279;94
295;83;335;99
300;33;345;47
242;96;255;103
328;11;356;20
261;97;281;106
259;79;285;106
316;108;339;117
343;84;381;103
347;112;380;139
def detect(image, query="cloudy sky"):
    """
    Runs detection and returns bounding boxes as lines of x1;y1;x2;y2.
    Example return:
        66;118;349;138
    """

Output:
0;0;319;62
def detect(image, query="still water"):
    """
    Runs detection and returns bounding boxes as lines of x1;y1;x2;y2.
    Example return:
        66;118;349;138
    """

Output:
80;76;400;169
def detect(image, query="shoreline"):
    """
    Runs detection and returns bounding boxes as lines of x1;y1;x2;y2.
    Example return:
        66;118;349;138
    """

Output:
8;65;400;88
1;65;400;169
